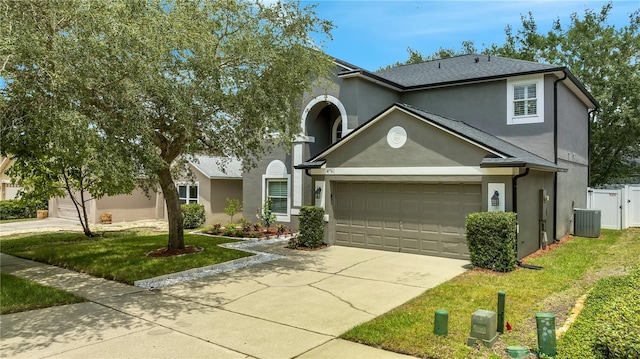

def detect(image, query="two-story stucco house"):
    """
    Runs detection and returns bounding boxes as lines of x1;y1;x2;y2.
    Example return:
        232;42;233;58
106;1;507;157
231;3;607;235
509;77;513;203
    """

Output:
242;54;597;260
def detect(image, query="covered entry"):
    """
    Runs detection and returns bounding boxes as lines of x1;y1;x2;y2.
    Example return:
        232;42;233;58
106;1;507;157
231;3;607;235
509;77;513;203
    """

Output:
333;182;481;259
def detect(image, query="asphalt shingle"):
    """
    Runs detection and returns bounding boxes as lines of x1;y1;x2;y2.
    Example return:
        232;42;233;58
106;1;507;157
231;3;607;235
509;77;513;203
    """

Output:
190;155;242;179
373;54;561;88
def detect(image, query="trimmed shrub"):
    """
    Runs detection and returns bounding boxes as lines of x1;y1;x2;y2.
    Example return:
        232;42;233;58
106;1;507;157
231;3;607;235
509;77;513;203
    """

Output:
298;206;325;248
0;199;34;220
465;212;517;272
181;203;205;229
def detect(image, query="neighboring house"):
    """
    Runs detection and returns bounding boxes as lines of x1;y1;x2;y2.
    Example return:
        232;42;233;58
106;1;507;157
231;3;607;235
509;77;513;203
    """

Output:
0;156;23;200
242;54;597;260
49;155;242;225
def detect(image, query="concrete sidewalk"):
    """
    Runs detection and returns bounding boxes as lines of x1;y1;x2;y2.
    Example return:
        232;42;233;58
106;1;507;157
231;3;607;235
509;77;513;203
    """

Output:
0;243;469;358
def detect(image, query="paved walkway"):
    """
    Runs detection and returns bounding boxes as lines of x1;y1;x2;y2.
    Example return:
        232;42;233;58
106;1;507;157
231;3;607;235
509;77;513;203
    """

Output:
1;241;469;358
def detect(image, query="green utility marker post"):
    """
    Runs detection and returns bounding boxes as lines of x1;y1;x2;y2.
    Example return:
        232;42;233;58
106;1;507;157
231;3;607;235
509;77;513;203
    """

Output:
497;290;506;334
434;309;448;336
536;312;557;357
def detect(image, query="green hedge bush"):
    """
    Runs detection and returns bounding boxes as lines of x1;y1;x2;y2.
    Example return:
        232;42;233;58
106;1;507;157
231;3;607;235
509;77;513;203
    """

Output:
594;267;640;358
465;212;517;272
181;203;205;229
558;266;640;358
298;206;325;248
0;199;34;220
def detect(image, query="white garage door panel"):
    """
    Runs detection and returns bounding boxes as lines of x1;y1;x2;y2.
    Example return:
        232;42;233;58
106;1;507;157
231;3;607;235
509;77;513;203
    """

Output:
334;182;481;259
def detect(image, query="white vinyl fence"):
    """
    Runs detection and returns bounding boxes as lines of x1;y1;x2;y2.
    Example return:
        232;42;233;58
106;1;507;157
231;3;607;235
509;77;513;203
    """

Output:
587;185;640;229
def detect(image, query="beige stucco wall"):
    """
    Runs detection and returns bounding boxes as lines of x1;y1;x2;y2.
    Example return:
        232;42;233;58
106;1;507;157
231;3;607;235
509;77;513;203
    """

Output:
180;165;243;225
1;157;23;200
50;188;164;224
96;188;161;223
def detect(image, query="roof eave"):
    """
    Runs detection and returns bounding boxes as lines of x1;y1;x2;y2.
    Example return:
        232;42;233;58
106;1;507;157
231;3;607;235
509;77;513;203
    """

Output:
480;161;567;173
294;160;326;170
338;70;405;91
402;67;566;91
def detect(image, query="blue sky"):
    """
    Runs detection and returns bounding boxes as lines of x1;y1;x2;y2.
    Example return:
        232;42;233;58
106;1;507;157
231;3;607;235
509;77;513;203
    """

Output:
302;0;639;70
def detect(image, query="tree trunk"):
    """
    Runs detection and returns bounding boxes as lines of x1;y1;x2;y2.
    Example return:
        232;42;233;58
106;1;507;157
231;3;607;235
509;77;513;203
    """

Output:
62;171;94;237
157;167;185;250
78;190;94;237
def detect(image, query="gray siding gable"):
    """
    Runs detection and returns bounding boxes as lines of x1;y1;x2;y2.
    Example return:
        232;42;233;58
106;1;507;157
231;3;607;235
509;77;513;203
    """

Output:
336;54;596;108
306;103;561;172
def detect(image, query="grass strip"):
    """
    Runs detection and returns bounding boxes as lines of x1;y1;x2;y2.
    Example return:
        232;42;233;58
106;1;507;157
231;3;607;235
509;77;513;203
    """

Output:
341;229;639;359
0;272;86;314
0;230;253;284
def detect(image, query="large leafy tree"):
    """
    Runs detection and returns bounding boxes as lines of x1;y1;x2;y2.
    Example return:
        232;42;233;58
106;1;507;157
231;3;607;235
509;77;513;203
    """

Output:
1;0;333;249
1;0;138;236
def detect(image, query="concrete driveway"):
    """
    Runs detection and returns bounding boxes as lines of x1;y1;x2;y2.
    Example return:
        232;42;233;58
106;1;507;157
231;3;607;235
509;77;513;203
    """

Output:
1;242;469;358
0;218;82;236
0;218;168;237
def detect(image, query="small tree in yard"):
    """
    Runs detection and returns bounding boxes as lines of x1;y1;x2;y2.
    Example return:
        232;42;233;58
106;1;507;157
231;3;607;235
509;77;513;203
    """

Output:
257;198;277;228
3;111;136;237
224;198;243;223
1;0;333;249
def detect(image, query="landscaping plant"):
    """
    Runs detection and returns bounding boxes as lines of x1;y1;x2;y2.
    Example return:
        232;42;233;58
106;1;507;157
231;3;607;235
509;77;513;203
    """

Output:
181;203;205;229
224;198;243;223
257;198;277;228
298;206;325;248
466;212;517;272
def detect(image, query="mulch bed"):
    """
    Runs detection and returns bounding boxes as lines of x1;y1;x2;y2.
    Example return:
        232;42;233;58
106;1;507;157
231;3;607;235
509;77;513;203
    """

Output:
146;245;203;258
520;233;578;262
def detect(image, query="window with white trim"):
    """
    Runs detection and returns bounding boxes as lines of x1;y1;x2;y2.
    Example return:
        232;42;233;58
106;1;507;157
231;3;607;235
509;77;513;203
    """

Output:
267;180;288;215
178;183;198;204
507;76;544;125
262;160;291;222
513;84;537;116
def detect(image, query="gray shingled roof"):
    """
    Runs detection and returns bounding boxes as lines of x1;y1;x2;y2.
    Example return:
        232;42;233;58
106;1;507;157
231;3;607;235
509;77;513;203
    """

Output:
190;155;242;179
396;104;565;172
373;54;561;88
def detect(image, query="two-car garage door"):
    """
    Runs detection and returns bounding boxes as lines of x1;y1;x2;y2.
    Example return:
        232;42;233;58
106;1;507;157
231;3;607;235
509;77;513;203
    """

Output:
334;182;481;260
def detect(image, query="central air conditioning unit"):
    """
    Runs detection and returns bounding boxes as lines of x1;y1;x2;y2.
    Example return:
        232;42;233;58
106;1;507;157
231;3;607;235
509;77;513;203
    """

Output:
574;209;601;238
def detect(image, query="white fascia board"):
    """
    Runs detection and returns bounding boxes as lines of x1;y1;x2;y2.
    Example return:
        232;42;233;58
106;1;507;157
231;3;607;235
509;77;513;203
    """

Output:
308;166;516;176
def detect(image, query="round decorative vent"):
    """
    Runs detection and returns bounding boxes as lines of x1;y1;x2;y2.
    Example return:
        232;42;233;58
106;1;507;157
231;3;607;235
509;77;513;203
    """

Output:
387;126;407;148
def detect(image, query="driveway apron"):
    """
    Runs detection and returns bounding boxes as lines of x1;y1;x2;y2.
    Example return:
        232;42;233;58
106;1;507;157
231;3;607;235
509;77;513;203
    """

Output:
1;244;468;358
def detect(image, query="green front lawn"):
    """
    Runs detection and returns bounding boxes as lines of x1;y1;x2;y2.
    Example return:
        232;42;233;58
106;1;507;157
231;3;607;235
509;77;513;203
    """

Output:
341;228;640;358
0;272;86;314
0;230;253;284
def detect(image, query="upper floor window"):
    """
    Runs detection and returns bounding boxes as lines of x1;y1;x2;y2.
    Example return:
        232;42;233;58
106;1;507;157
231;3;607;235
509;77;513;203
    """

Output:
507;76;545;125
178;183;198;204
513;84;537;116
